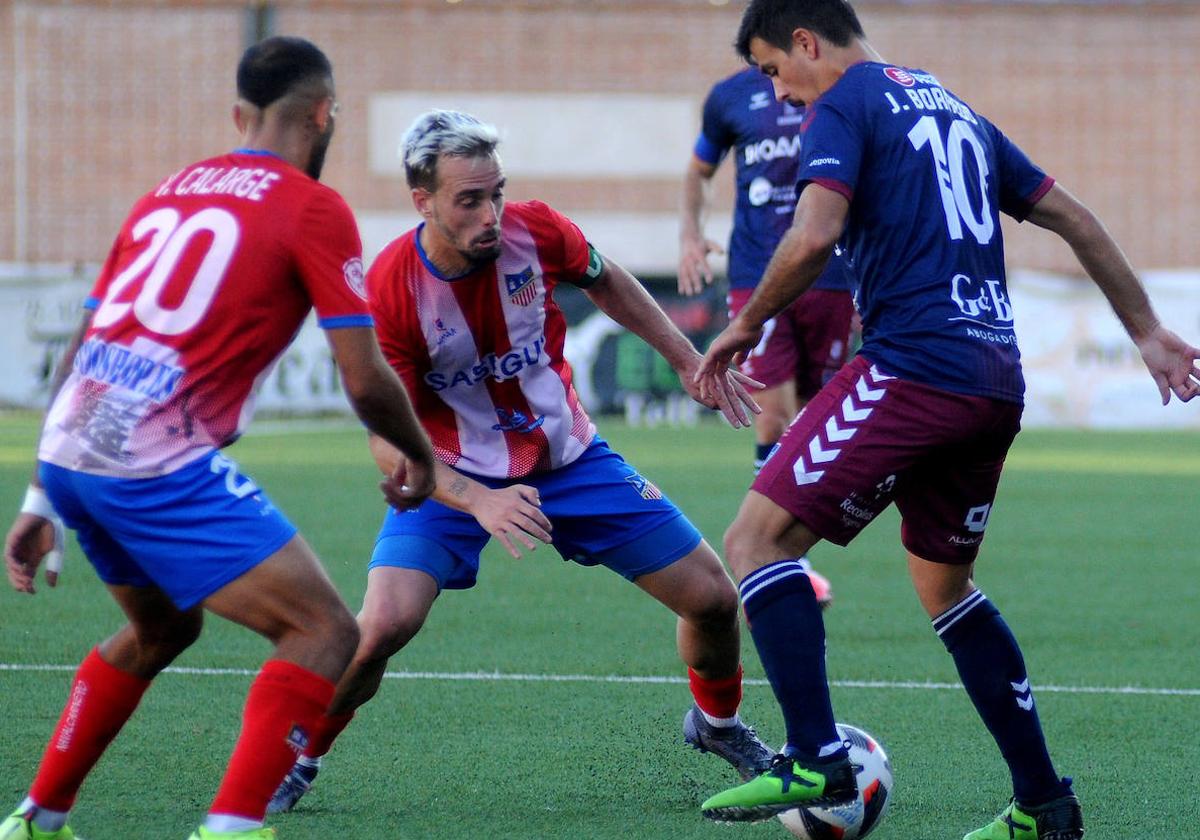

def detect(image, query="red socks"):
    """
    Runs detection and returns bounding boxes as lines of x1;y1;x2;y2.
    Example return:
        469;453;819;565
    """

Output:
209;660;335;821
688;664;744;720
30;648;151;811
303;711;355;760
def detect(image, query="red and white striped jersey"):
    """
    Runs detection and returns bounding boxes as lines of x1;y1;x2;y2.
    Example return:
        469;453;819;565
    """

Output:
39;150;371;477
369;200;597;479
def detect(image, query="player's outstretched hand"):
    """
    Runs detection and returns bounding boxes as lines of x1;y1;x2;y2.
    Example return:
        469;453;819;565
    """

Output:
1134;325;1200;404
473;485;552;559
5;512;64;594
380;455;436;511
677;233;724;296
693;321;765;420
677;351;763;429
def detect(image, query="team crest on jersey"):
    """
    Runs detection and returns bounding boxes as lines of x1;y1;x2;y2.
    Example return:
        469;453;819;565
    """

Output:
342;257;367;300
504;266;538;306
884;67;916;87
625;473;663;501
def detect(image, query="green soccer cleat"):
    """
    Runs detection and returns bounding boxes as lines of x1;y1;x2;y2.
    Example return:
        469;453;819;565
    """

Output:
0;810;81;840
185;828;275;840
700;751;858;823
964;792;1084;840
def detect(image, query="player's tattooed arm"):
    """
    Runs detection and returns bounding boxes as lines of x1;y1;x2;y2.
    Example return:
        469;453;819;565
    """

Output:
430;460;552;559
369;444;551;551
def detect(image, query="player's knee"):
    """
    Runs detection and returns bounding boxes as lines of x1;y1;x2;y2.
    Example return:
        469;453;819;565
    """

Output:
126;611;203;676
357;609;426;661
722;523;766;581
324;606;361;668
162;610;204;653
287;599;360;670
679;567;740;631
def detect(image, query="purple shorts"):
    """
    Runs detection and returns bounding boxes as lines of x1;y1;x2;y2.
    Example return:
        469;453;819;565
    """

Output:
752;356;1023;564
728;287;855;397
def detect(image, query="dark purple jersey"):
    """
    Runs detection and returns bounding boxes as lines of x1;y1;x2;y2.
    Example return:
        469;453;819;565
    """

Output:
796;62;1054;403
697;68;851;293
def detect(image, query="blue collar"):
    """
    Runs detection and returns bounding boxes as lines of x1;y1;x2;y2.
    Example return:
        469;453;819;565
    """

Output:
415;223;476;282
231;147;286;161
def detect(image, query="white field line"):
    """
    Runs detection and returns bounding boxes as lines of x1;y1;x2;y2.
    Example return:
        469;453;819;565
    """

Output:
1;662;1197;697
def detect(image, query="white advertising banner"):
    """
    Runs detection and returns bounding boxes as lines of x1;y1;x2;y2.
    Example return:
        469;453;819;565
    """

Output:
1011;270;1200;429
3;268;1199;429
0;273;345;415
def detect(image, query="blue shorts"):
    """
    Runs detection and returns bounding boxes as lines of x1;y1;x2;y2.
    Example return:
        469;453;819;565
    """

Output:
369;438;702;590
39;451;297;609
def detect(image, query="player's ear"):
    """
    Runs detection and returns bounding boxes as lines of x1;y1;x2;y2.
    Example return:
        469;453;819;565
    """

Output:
313;96;335;133
791;27;820;60
233;99;262;134
412;187;433;218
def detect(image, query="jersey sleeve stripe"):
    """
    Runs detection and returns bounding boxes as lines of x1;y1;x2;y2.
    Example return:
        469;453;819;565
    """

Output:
318;314;375;329
1013;175;1057;221
806;177;854;202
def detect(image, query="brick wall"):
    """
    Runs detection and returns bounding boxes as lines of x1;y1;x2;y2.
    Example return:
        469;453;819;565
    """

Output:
1;0;1196;273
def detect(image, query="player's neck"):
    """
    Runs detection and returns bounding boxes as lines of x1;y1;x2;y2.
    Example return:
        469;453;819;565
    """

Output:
238;126;313;176
820;39;885;94
418;225;473;278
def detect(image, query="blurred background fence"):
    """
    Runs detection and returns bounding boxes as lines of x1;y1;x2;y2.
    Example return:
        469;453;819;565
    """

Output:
1;0;1197;425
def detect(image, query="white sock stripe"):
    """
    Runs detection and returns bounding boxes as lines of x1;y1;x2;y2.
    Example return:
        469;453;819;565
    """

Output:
740;565;811;606
933;588;986;626
933;589;988;636
739;559;805;593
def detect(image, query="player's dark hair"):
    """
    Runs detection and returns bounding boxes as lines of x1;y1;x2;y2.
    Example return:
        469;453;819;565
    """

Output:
237;36;333;109
736;0;865;60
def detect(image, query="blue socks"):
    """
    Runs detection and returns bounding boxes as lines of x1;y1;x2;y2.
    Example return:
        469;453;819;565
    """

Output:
935;590;1063;804
739;559;842;759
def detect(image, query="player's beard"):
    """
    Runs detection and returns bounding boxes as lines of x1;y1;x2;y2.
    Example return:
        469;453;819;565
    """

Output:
463;229;503;264
307;117;335;180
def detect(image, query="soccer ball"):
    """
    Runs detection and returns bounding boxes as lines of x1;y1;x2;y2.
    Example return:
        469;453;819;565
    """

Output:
777;723;893;840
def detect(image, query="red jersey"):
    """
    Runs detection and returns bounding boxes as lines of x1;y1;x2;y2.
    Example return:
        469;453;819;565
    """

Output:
369;200;597;479
39;150;371;477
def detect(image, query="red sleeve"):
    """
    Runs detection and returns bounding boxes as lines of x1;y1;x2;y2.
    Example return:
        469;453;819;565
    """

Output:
366;247;420;389
294;187;372;329
523;200;590;283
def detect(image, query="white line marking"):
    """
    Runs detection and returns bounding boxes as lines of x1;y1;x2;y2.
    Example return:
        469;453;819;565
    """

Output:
1;663;1197;697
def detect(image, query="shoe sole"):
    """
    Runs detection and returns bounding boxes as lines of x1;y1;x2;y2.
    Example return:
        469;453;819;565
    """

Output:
702;791;857;823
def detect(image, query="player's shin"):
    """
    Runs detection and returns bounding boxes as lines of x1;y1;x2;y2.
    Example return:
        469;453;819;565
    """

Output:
28;648;152;814
738;559;841;759
207;660;335;827
934;591;1067;805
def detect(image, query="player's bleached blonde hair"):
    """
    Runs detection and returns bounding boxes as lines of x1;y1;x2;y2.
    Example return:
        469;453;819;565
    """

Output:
401;109;500;191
